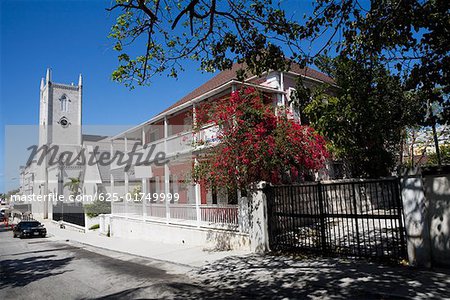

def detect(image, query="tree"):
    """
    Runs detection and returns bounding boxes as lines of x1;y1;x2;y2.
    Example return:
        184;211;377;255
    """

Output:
192;87;328;189
108;0;297;88
108;0;449;125
303;56;419;178
64;177;81;196
84;198;111;218
4;189;20;202
428;144;450;166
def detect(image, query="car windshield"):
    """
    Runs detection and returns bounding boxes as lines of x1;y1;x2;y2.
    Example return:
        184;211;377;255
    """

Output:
20;222;41;228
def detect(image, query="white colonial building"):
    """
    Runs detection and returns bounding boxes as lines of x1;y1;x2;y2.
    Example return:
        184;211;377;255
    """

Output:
105;63;336;249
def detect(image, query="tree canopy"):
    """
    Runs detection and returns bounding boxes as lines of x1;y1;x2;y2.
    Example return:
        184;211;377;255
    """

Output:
303;55;420;177
107;0;449;178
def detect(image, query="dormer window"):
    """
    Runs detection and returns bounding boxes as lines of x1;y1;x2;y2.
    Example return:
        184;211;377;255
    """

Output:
60;94;70;112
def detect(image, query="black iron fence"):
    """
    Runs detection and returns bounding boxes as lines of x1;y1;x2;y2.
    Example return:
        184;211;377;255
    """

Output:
52;203;85;227
266;178;406;261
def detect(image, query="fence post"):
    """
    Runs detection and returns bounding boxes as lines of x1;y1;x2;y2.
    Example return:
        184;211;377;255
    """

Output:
352;182;361;257
400;168;431;267
317;182;327;253
249;181;270;253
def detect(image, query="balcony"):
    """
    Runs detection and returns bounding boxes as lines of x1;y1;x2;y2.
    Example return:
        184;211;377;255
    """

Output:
166;131;193;156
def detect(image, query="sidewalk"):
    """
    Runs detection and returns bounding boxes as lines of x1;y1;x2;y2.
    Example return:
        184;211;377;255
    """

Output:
40;219;249;268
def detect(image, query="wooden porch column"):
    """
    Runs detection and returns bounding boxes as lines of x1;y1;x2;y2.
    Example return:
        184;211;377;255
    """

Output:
110;140;115;206
164;116;170;223
124;136;129;218
194;157;201;227
141;127;147;220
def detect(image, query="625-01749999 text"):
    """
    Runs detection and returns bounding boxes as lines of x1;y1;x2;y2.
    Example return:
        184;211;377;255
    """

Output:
97;192;180;202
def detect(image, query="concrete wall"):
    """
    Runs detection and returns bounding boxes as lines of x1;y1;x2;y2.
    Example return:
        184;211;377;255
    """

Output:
401;166;450;267
110;216;250;251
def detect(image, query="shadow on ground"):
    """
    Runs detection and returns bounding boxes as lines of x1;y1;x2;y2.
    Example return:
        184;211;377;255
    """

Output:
171;254;449;299
85;254;450;299
0;254;73;289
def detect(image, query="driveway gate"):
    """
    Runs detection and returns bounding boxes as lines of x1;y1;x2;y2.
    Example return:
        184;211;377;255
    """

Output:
266;178;406;261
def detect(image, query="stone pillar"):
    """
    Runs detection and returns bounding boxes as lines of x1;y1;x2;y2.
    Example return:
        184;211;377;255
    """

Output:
400;168;431;267
249;182;270;253
422;167;450;267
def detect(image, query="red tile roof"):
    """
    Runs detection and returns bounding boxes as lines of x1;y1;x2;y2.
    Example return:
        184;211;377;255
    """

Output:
289;64;335;85
159;62;334;116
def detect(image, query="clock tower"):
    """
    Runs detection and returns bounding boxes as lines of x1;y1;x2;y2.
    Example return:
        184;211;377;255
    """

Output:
39;68;82;147
35;69;83;219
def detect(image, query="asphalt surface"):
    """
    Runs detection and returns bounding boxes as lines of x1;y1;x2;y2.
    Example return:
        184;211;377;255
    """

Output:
0;224;199;299
2;222;450;299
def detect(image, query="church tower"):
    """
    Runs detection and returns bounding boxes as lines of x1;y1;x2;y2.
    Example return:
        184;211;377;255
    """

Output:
35;69;83;219
39;68;82;147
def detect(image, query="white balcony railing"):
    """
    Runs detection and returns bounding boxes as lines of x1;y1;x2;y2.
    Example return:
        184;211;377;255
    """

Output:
146;203;166;219
200;205;238;226
112;201;239;228
198;124;220;145
169;203;197;221
111;125;219;169
166;131;193;155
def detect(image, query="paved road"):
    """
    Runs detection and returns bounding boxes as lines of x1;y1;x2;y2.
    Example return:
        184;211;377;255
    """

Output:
0;224;199;299
2;223;450;299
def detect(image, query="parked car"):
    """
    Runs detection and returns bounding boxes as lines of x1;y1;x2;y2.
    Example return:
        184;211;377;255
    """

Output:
13;220;46;238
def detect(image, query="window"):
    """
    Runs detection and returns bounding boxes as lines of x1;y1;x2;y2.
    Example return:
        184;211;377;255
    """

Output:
60;95;69;112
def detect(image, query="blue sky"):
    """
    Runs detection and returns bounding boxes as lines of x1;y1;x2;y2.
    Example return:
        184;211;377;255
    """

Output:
0;0;219;192
0;0;322;192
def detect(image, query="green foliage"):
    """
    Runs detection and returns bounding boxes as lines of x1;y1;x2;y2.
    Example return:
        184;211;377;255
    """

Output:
304;56;419;178
427;144;450;166
84;199;111;218
107;0;298;88
4;188;20;201
64;177;81;196
107;0;449;124
89;224;100;230
130;184;142;201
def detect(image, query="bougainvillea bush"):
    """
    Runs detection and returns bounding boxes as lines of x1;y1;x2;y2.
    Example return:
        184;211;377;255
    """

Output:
192;87;329;190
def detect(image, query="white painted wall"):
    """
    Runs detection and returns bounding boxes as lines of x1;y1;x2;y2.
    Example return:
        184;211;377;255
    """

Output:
110;216;250;250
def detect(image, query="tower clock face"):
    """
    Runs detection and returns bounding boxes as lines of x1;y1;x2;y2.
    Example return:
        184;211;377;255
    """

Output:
59;117;69;128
